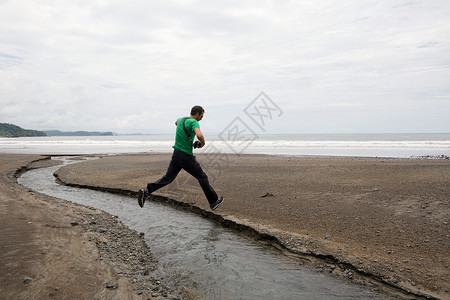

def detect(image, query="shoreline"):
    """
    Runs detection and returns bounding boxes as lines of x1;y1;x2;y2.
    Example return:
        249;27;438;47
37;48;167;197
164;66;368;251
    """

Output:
0;154;199;299
2;153;449;299
2;151;450;161
53;152;449;299
2;132;450;159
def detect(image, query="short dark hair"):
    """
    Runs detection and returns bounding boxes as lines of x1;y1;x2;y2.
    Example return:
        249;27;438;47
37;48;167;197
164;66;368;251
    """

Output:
191;105;204;116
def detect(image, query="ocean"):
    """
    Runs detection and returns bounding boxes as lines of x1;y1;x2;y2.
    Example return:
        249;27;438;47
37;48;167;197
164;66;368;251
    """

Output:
1;133;449;158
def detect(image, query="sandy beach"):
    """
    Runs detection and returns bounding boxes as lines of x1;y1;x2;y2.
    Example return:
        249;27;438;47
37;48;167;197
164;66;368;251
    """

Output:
1;153;449;299
0;154;190;300
54;153;450;299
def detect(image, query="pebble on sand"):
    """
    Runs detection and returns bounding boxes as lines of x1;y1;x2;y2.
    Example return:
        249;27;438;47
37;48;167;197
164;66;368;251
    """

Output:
23;277;32;283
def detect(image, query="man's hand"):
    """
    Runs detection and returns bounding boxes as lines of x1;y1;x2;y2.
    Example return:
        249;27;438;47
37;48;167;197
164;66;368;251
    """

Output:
194;128;205;148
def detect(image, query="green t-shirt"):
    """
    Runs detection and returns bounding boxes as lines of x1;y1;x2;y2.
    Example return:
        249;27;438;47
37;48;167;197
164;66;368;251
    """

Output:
173;117;200;155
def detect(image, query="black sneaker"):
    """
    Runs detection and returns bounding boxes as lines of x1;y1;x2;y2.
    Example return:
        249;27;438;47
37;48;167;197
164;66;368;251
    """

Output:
138;189;149;208
210;197;224;210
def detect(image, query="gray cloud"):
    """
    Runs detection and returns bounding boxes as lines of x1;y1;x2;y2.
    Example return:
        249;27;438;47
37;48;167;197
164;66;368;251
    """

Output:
0;52;22;68
0;0;449;133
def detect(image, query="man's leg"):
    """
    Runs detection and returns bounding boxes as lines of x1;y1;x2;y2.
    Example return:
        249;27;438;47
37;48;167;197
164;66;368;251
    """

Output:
182;155;219;206
147;151;182;193
139;151;182;207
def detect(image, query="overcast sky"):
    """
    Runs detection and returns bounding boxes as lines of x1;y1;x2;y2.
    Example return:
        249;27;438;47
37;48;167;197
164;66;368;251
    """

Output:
1;0;449;134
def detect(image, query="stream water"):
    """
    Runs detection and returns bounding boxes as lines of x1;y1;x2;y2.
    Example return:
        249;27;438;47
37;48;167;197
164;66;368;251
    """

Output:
18;157;394;300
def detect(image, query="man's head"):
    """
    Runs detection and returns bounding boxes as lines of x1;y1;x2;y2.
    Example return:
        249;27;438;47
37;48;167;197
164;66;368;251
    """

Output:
190;105;204;121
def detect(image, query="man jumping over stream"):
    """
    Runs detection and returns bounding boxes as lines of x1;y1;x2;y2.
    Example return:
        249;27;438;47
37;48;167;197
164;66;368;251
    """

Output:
138;105;224;210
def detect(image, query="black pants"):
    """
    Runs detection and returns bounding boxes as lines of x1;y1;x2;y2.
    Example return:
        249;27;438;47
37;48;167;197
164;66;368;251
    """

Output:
147;149;218;206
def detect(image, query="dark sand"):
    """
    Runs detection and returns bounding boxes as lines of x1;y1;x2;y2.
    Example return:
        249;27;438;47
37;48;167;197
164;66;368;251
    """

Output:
0;154;194;300
1;153;449;299
54;153;450;299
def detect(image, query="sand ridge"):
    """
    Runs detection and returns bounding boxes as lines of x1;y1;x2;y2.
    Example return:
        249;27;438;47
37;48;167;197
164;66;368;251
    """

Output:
0;154;192;300
55;153;450;299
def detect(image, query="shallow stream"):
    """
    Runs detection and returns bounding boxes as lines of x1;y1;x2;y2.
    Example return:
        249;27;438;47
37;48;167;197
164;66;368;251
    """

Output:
18;157;394;299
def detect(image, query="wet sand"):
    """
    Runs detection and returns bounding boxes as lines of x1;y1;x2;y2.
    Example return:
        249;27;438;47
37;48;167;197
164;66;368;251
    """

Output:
0;154;192;300
1;153;449;299
54;153;450;300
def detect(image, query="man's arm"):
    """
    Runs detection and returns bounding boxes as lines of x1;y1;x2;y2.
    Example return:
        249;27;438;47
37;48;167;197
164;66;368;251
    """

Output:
194;128;205;148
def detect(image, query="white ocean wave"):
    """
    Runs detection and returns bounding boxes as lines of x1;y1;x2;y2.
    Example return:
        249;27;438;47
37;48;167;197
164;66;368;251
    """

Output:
1;135;449;157
246;140;450;149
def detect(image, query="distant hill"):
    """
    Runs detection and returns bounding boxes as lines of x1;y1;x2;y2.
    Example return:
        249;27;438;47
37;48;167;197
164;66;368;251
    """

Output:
45;130;115;136
0;123;47;137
